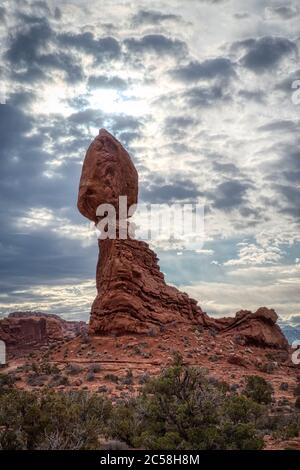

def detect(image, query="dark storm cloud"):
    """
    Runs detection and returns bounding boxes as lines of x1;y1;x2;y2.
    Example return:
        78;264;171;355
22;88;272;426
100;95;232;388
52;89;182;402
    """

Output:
277;185;300;219
238;89;265;103
164;116;196;137
234;36;298;73
6;17;52;64
88;75;128;90
182;85;231;107
0;99;142;293
0;99;98;293
116;131;140;146
140;178;202;203
108;115;143;148
195;0;228;3
212;161;240;176
274;143;300;184
68;108;104;126
0;6;6;23
58;32;121;63
275;69;300;92
258;120;300;133
234;12;250;20
171;58;235;82
0;104;71;211
54;7;62;20
212;180;252;211
267;5;299;20
124;34;187;56
108;114;142;133
6;16;83;83
283;155;300;184
0;103;33;150
0;228;97;292
131;9;181;26
6;90;36;108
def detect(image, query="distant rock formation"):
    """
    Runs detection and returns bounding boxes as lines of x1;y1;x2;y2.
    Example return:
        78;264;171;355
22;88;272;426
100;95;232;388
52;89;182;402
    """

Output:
216;308;288;349
78;129;208;335
0;312;87;349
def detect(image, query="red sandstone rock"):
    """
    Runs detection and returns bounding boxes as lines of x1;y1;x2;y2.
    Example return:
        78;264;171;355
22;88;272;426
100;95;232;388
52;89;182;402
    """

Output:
217;307;288;350
90;237;208;335
77;129;138;223
78;130;208;335
227;354;249;368
0;311;87;349
77;130;289;347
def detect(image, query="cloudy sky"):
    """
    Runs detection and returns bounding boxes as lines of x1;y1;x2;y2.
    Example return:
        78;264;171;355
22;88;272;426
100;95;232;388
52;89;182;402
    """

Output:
0;0;299;327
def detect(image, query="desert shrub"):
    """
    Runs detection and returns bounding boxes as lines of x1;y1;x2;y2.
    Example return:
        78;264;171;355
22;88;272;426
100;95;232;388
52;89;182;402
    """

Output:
138;372;150;385
0;389;112;450
40;362;60;375
122;370;133;385
86;372;95;382
244;375;273;404
110;359;264;450
104;374;119;383
268;412;300;439
0;373;16;388
26;362;59;376
89;364;101;374
49;374;69;387
26;374;48;387
295;397;300;410
66;363;82;375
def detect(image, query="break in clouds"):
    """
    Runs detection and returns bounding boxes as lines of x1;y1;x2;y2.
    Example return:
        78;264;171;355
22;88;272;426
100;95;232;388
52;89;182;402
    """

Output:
0;0;299;327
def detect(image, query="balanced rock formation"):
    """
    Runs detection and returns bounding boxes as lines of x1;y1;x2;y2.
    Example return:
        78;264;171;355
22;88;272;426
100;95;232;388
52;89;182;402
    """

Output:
78;129;138;223
216;308;288;350
78;129;209;335
78;129;289;348
0;312;87;350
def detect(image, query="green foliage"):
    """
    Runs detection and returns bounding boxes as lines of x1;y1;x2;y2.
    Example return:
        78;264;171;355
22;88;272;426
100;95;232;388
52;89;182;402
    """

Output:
89;364;101;374
110;360;264;450
65;363;82;375
2;357;298;451
244;375;274;404
268;412;300;439
0;373;16;388
0;389;112;450
104;374;119;383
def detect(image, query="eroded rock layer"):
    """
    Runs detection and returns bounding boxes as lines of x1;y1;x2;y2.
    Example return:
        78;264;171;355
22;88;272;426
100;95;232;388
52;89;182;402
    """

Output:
217;308;288;350
0;312;87;349
90;238;208;335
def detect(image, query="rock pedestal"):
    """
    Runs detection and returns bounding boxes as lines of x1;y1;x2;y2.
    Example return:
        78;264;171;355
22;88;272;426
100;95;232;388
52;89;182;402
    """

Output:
78;129;206;335
90;237;207;335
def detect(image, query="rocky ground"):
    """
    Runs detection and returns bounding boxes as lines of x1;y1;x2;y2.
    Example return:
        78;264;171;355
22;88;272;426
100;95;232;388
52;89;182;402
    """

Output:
1;311;300;450
1;315;298;400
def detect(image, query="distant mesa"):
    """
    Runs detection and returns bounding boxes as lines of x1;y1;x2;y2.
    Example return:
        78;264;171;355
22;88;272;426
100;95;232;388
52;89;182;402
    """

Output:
0;311;87;352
